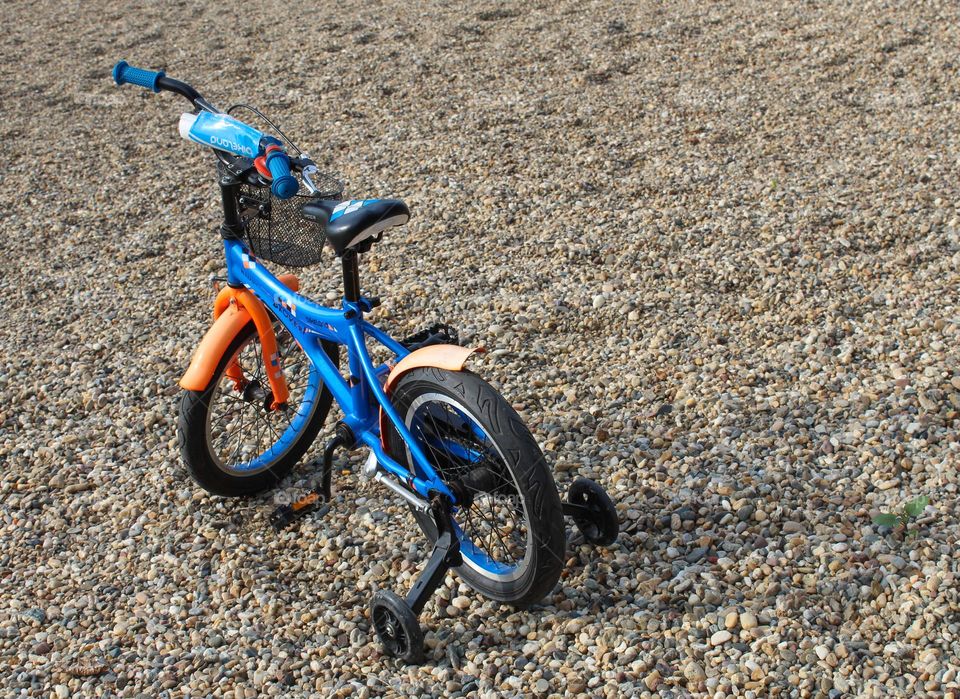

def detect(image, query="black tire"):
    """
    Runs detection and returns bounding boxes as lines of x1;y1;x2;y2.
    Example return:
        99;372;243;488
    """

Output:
370;590;424;664
568;478;619;546
385;367;565;608
178;322;336;496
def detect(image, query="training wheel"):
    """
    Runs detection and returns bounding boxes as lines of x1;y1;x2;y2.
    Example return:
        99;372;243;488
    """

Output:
567;478;619;546
370;590;424;664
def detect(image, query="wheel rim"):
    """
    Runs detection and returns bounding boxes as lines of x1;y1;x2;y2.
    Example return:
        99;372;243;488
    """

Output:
574;489;602;540
373;606;408;656
204;324;319;475
404;393;532;583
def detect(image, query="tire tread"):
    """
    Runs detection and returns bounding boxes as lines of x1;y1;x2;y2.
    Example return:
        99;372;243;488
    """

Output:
386;368;565;607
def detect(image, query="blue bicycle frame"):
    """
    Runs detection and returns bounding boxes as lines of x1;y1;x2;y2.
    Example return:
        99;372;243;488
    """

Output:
222;238;456;503
109;60;458;505
111;62;613;662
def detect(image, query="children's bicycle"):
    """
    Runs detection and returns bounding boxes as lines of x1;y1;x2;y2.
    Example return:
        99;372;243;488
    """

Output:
113;61;619;663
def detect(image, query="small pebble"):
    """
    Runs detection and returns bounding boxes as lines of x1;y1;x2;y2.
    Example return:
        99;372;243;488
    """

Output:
0;5;954;698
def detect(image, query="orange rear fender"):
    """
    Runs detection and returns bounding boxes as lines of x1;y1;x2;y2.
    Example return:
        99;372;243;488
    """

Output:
379;344;484;445
383;345;481;393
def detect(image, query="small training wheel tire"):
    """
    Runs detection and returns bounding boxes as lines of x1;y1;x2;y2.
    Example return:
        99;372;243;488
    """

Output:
370;590;424;664
567;478;619;546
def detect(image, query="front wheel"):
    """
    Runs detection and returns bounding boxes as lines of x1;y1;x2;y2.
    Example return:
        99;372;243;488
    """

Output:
178;321;336;496
385;367;565;607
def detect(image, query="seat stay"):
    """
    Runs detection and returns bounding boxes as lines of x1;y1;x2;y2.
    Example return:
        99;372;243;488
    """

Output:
345;321;455;502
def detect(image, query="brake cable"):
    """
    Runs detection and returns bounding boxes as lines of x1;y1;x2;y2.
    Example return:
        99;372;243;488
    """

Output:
226;103;302;156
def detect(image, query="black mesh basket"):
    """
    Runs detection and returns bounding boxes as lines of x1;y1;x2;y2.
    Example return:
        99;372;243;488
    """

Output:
235;169;343;267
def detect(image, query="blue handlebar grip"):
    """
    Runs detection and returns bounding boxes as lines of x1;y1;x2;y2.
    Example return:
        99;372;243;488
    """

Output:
265;149;299;199
112;60;165;92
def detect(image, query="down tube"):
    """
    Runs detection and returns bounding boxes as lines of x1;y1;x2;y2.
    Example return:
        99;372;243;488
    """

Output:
346;324;455;501
305;334;352;411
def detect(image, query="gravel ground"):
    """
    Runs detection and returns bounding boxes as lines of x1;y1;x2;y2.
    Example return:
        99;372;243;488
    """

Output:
2;0;960;697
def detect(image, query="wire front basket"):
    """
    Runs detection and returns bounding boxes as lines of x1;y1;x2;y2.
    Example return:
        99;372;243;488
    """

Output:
235;169;343;267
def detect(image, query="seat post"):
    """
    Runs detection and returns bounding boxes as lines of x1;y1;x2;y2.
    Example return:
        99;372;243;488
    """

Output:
342;250;361;303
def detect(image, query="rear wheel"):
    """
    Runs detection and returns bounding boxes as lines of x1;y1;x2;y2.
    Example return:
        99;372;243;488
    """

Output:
385;367;565;607
178;321;336;496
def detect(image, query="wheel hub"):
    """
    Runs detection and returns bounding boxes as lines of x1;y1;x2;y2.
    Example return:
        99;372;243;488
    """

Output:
241;381;275;412
382;616;397;639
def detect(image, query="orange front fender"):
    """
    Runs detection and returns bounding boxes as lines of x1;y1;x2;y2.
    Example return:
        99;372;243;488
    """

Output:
379;344;484;445
180;275;300;399
179;304;252;391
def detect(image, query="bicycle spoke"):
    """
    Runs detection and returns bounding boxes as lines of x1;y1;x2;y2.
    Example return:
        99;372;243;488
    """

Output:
473;497;514;561
406;399;528;569
205;326;314;474
254;408;267;455
210;405;243;428
229;404;247;463
464;504;503;563
265;414;284;445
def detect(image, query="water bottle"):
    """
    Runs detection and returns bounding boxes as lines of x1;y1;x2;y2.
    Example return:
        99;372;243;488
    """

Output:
178;111;264;158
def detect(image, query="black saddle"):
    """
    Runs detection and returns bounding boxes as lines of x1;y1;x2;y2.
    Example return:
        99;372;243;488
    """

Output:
301;198;410;255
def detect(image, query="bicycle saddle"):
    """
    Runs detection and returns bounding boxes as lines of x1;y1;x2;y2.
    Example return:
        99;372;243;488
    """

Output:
301;199;410;255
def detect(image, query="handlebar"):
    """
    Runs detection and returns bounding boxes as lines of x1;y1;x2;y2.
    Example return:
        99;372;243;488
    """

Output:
112;61;165;92
264;145;299;199
113;60;300;199
113;60;208;108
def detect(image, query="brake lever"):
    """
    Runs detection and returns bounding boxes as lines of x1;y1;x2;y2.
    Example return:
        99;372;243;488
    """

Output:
293;155;320;195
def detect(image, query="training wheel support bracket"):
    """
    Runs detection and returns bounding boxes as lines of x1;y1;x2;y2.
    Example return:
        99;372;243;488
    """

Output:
405;494;463;615
371;493;461;662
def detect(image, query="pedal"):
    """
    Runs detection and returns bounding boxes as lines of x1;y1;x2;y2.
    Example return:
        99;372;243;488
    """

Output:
400;322;460;350
270;492;330;531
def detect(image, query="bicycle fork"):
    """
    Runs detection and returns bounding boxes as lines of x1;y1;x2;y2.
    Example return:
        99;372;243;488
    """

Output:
180;273;301;407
